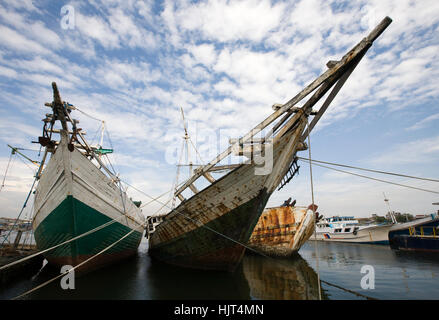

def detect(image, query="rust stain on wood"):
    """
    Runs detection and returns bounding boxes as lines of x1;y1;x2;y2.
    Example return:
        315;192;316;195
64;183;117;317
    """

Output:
248;205;315;257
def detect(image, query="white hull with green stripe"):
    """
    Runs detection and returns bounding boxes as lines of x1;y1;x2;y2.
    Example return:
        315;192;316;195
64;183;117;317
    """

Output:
32;131;145;272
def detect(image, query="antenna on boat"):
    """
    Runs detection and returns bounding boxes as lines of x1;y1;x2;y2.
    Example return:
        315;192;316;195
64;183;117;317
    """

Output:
383;192;397;224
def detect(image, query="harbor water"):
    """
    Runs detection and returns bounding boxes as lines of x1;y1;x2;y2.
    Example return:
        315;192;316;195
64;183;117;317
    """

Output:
1;238;439;300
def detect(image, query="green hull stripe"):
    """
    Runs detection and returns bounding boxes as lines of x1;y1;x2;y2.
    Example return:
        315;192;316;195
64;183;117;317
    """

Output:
34;195;142;259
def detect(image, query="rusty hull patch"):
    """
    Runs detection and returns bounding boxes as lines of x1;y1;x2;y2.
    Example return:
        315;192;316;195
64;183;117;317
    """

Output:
248;206;313;257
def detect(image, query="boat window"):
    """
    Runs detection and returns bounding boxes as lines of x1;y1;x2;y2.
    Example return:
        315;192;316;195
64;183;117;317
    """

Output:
334;229;342;233
344;228;351;232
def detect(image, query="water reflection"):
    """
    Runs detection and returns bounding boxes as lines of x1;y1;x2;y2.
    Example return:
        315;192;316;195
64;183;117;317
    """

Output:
300;242;439;300
2;240;439;300
242;253;324;300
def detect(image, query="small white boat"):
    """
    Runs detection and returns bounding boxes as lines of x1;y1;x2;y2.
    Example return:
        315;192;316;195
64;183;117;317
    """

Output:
313;216;391;244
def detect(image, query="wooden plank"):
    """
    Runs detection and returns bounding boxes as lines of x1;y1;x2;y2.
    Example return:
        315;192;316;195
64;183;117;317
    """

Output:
208;164;241;172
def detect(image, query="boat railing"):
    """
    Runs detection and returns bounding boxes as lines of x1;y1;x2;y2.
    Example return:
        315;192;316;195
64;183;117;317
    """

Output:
408;226;439;238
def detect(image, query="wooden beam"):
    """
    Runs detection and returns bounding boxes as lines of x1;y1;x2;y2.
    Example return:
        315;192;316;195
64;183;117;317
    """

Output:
48;129;86;135
188;183;199;194
202;172;216;183
301;53;363;141
208;164;241;172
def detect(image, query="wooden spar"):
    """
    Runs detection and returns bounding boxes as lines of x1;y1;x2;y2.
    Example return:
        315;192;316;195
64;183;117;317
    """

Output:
174;16;392;198
208;164;241;172
48;129;86;135
51;82;68;131
301;56;362;141
202;172;216;183
36;148;48;179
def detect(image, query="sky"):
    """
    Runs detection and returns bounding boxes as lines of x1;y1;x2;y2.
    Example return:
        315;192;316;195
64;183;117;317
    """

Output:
0;0;438;220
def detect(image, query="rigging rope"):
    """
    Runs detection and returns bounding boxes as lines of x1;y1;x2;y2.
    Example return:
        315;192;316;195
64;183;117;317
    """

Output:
0;177;37;247
306;118;322;301
300;160;439;195
297;157;439;183
74;107;103;123
0;151;14;192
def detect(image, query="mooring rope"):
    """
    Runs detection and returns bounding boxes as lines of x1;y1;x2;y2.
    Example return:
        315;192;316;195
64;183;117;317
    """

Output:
121;165;377;300
12;222;146;300
120;178;273;259
4;176;376;300
0;214;128;271
320;279;377;300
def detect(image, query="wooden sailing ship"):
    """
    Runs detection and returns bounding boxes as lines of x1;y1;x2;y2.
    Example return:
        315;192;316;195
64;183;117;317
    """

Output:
32;83;145;273
247;204;317;257
148;17;392;271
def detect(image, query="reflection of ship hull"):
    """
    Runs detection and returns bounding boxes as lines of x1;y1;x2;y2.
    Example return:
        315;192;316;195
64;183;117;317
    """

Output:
242;253;321;300
248;206;315;257
313;225;391;244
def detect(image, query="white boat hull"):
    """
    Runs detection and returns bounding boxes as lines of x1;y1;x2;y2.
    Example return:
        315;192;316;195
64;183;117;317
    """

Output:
311;224;392;244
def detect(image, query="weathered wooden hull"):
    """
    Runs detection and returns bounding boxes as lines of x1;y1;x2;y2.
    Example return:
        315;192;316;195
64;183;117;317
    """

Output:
149;189;270;271
32;135;145;273
149;122;306;271
248;206;315;257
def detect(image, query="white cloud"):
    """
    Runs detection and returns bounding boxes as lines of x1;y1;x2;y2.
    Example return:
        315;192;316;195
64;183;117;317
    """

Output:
188;43;217;67
408;113;439;131
173;0;286;42
75;12;120;49
369;135;439;165
0;25;50;55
